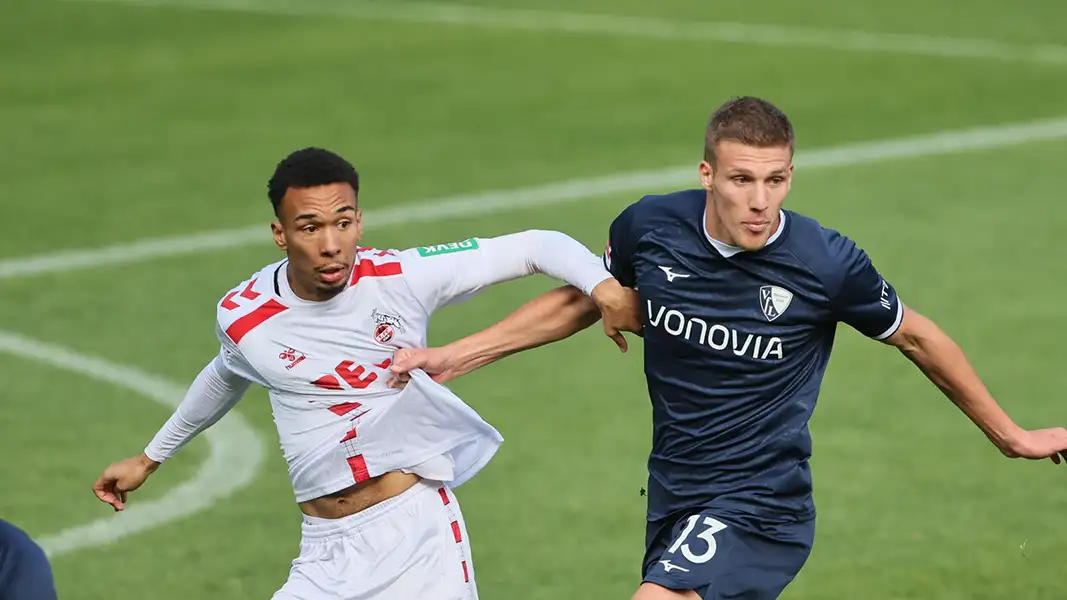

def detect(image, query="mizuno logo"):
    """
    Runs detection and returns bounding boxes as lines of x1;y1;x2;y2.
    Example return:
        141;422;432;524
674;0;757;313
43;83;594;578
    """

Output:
659;266;691;282
659;560;690;573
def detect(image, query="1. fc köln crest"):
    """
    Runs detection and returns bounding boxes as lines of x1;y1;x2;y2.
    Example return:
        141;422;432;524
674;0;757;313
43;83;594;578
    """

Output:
760;286;793;321
371;308;406;345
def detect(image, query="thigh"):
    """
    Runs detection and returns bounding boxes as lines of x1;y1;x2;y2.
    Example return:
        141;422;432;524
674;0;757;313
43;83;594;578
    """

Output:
642;511;814;600
436;484;478;599
368;483;476;600
272;568;329;600
276;482;477;600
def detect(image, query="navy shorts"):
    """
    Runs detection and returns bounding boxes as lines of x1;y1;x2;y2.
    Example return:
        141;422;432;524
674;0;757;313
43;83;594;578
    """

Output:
0;519;57;600
642;509;814;600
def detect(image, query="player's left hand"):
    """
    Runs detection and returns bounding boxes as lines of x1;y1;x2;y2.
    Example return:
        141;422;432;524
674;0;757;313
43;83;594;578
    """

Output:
1002;427;1067;464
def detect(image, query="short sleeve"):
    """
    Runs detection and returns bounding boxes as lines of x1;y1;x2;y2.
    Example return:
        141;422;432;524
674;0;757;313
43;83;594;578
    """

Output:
603;203;639;288
828;233;903;340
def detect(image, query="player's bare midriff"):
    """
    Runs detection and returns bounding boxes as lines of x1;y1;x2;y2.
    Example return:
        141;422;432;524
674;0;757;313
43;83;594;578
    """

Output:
299;471;421;519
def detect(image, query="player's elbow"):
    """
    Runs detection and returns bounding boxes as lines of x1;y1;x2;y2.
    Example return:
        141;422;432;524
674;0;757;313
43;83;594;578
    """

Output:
510;229;568;269
560;284;601;315
548;285;601;332
886;306;946;357
526;229;572;251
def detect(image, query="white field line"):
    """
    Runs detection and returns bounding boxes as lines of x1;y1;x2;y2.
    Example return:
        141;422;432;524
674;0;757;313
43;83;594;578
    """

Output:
59;0;1067;66
0;330;265;558
4;116;1067;280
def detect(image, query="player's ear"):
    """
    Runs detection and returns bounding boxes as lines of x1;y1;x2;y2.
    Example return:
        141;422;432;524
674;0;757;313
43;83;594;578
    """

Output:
271;221;288;252
354;208;363;241
699;160;715;192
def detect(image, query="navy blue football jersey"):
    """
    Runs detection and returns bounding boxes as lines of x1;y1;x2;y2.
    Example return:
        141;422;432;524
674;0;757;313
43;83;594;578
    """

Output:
604;189;902;523
0;519;56;600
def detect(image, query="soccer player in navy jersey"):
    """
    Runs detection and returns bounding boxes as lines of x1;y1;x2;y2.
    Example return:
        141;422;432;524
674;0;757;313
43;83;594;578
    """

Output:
0;519;57;600
388;96;1067;600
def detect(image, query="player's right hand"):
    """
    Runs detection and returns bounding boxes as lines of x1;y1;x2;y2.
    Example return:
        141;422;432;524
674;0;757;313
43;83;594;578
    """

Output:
93;454;159;511
388;347;461;387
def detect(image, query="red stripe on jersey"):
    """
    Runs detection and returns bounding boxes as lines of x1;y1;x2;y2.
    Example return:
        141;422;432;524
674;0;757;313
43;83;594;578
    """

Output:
328;402;363;416
347;455;370;482
239;278;261;301
221;278;261;310
451;521;462;543
225;299;288;343
220;291;240;310
438;487;450;505
357;247;396;257
349;260;403;286
340;428;357;443
312;375;343;390
461;561;469;583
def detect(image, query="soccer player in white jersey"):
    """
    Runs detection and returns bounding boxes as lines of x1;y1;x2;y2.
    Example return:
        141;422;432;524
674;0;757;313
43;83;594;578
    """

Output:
92;147;632;600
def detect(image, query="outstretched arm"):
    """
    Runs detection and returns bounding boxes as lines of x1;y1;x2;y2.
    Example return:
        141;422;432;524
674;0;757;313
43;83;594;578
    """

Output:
402;230;617;314
824;229;1066;465
884;306;1067;464
142;355;253;462
92;354;253;510
391;282;640;385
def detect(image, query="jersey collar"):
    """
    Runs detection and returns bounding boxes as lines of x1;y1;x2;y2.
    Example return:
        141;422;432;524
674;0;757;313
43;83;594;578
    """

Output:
277;262;308;304
702;209;787;258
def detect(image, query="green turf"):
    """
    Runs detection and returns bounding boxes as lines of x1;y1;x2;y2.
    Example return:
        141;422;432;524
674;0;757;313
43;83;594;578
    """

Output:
444;0;1067;43
2;1;1066;599
0;355;208;535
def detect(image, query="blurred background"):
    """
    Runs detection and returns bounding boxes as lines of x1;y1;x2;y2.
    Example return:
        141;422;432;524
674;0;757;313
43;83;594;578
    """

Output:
2;1;1067;598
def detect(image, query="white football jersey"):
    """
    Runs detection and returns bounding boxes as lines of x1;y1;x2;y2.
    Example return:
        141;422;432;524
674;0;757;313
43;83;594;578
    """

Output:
211;234;609;502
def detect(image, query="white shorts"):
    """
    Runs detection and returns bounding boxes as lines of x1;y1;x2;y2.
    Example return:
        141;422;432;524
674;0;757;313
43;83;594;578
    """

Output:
273;480;477;600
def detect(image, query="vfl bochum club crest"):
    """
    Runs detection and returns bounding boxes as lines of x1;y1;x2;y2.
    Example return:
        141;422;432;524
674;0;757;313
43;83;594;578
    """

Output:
760;286;793;322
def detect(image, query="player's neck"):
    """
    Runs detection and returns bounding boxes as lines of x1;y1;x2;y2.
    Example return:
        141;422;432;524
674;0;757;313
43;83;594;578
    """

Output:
285;267;343;303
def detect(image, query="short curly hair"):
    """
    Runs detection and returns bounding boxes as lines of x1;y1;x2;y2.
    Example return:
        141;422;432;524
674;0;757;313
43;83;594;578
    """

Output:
704;97;794;166
267;148;360;216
